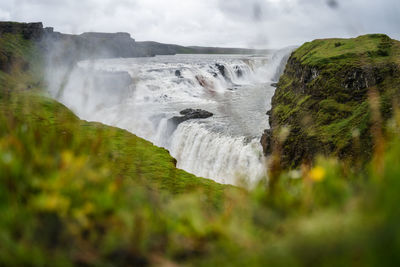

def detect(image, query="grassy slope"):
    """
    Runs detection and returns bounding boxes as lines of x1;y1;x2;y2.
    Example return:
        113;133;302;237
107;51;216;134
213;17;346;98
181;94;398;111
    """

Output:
0;33;226;196
2;30;400;266
293;34;400;65
270;34;400;168
0;33;231;265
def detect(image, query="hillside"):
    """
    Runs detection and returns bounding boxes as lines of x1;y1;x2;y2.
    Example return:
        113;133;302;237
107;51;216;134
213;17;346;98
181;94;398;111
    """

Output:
262;34;400;168
0;25;231;265
2;22;400;266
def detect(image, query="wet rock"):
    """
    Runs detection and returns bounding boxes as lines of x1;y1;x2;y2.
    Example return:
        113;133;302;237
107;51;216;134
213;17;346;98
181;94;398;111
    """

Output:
235;66;243;77
171;108;213;124
195;75;215;90
216;63;226;78
270;83;278;87
260;129;273;155
165;109;213;137
175;70;183;78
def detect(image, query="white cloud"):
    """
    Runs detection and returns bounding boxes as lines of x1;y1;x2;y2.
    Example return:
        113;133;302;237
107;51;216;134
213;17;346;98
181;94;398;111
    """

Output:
2;0;400;48
0;9;11;20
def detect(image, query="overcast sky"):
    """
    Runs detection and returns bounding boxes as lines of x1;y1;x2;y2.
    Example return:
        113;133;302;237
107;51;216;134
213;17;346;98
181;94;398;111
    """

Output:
1;0;399;48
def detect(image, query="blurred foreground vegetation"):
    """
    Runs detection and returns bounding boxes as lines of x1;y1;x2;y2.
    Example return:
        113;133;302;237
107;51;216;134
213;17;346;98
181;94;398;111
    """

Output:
1;32;400;266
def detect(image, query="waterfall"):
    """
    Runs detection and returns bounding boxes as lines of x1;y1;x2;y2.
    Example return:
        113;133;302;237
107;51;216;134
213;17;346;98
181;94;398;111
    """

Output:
47;49;293;186
169;122;266;185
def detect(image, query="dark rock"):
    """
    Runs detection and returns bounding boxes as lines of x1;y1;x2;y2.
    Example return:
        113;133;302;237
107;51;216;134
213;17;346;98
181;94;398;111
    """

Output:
182;109;211;119
343;68;367;90
235;66;243;77
165;109;213;137
260;129;273;155
195;75;215;90
215;63;235;84
270;83;278;87
175;70;183;78
175;108;213;122
216;64;226;78
0;22;44;40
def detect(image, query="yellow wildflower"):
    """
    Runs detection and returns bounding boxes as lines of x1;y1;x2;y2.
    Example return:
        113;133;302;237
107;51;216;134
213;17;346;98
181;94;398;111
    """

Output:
61;150;74;168
309;166;326;182
35;193;70;213
83;202;94;214
108;182;118;193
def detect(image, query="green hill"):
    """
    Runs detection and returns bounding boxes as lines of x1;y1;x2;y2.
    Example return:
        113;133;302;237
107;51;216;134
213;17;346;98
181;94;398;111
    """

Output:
0;29;230;265
263;34;400;168
2;23;400;266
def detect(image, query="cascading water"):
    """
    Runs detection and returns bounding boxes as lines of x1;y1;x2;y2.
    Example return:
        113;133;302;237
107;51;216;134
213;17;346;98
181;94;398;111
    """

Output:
47;48;293;186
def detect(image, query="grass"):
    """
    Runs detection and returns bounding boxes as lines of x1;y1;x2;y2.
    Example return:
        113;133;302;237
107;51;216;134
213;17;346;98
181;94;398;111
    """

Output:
270;34;400;168
0;33;226;197
0;32;231;265
293;34;400;67
2;27;400;266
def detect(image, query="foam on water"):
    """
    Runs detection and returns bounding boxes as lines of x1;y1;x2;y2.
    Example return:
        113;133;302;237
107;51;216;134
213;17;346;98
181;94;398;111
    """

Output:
170;122;266;185
47;48;293;186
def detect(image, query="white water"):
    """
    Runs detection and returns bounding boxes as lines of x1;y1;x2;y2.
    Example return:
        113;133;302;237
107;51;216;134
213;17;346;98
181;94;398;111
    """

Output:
47;48;292;185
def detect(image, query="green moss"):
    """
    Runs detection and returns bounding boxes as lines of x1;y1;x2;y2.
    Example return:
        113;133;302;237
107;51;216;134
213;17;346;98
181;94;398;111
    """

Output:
319;99;353;114
269;34;400;168
293;34;399;67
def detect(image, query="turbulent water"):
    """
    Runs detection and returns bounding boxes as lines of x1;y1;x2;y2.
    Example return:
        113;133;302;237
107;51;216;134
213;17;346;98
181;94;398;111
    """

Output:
47;49;292;185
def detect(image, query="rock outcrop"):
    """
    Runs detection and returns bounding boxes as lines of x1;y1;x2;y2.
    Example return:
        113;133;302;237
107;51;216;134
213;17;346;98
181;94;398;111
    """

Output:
262;34;400;168
1;21;271;67
170;109;213;125
43;29;145;66
0;22;49;73
165;108;213;137
0;22;45;40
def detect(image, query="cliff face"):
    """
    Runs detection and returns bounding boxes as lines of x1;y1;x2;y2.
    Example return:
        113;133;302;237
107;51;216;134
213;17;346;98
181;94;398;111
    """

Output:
0;22;47;74
43;28;148;65
262;34;400;168
0;22;147;66
0;21;270;66
0;22;45;40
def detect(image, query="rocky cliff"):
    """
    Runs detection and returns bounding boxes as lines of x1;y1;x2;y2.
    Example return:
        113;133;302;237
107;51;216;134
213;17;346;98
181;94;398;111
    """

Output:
43;28;147;66
1;21;269;66
262;34;400;168
0;21;45;40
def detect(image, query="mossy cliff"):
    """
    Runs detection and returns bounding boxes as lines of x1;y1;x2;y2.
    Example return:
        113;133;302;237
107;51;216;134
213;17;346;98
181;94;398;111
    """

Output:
262;34;400;168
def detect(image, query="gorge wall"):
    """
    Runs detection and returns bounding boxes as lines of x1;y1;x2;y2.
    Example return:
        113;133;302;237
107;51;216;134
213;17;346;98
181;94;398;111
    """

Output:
0;21;270;69
0;21;45;40
262;34;400;168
